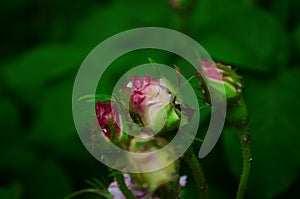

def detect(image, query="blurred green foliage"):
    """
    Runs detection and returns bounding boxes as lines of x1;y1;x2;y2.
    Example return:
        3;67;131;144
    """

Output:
1;0;300;198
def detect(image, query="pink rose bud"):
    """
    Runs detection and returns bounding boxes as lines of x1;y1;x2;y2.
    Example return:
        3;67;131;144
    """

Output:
95;101;122;141
127;75;181;134
197;60;243;104
128;137;179;195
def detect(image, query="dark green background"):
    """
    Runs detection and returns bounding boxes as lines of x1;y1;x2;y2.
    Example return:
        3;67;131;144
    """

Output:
1;0;300;198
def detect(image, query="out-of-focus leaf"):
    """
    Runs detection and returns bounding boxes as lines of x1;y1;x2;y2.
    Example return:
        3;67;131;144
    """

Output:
1;44;84;106
294;24;300;52
2;44;83;88
0;188;14;199
193;3;289;73
97;49;172;94
28;80;76;145
223;68;300;198
199;36;262;70
270;0;291;25
0;98;20;142
72;0;173;49
25;160;71;199
222;127;242;177
0;146;38;172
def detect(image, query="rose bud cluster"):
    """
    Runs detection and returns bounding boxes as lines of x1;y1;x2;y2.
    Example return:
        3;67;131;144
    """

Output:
95;74;191;198
197;60;244;104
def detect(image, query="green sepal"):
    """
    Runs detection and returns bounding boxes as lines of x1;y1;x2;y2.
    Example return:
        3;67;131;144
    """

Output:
153;103;181;135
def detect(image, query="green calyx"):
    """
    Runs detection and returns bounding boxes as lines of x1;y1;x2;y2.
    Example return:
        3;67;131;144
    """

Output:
216;62;244;102
153;103;181;135
200;62;244;105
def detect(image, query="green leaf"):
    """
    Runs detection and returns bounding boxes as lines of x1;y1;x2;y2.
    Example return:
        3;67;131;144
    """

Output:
222;127;242;177
25;160;71;199
270;0;291;25
195;4;289;73
72;0;173;49
0;98;20;143
223;68;300;198
293;23;300;53
28;80;76;145
200;36;262;71
0;146;38;172
2;44;83;89
1;44;84;106
0;188;14;199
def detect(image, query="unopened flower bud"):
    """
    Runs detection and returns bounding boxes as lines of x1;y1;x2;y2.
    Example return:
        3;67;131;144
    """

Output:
95;101;122;141
197;60;244;104
127;75;181;134
128;137;179;194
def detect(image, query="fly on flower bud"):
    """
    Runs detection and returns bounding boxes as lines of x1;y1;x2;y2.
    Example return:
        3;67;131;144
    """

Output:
197;60;244;104
95;101;123;142
127;75;181;135
128;137;179;196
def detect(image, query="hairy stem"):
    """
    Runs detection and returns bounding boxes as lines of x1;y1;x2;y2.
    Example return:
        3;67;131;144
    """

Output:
184;146;209;199
236;128;251;199
227;98;251;199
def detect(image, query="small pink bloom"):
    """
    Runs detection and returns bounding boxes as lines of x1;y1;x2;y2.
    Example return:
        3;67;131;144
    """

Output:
179;175;187;187
108;173;187;199
95;101;121;139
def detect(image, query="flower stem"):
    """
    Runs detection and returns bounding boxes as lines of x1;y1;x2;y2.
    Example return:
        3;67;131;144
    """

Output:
113;171;137;199
236;128;251;199
227;98;252;199
184;146;209;199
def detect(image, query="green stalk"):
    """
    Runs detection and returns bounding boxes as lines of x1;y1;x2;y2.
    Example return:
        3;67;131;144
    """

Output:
227;98;252;199
236;128;251;199
184;146;209;199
